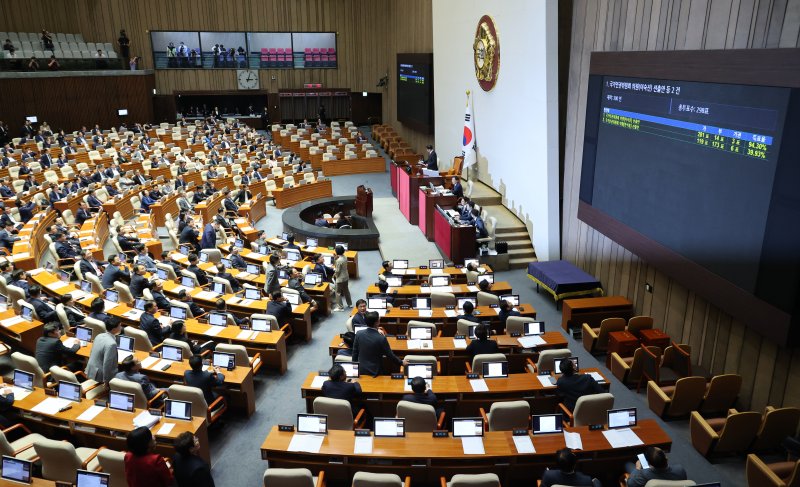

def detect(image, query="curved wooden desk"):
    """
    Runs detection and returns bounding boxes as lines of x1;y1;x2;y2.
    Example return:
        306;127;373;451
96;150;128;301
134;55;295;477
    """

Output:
273;179;333;209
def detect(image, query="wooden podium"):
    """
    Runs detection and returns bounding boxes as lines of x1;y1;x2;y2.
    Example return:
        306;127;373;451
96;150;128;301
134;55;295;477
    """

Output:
355;185;373;217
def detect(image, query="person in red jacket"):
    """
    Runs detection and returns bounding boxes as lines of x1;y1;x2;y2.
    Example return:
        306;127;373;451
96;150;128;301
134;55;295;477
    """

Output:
124;426;173;487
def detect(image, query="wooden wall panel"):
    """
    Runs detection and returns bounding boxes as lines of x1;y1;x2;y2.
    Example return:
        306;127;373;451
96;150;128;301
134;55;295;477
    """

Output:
562;0;800;410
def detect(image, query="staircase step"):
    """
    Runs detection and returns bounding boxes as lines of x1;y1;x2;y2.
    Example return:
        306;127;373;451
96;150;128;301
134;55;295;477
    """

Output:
509;257;535;269
506;241;532;250
495;231;530;241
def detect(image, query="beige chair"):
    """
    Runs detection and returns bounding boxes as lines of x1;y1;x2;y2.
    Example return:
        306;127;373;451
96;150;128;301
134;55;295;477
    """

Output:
405;320;438;338
468;353;507;374
746;454;799;487
11;352;48;388
82;316;107;336
201;248;222;263
352;472;407;487
169;299;195;319
0;423;47;461
480;400;530;431
443;474;500;487
526;348;572;373
85;272;104;294
113;281;134;304
124;326;154;351
690;409;762;457
431;292;456;308
559;392;615;427
647;376;707;419
156;262;178;281
167;384;227;426
456;319;478;336
475;216;497;249
627;315;654;337
158;338;193;358
109;377;165;409
640;481;696;487
396;400;444;432
33;438;102;482
6;285;25;313
263;468;326;487
49;366;103;400
752;406;800;452
96;448;127;487
403;355;439;375
476;291;499;307
216;343;262;374
312;397;364;430
610;346;662;388
212;276;234;295
505;316;538;336
581;317;626;354
699;374;742;416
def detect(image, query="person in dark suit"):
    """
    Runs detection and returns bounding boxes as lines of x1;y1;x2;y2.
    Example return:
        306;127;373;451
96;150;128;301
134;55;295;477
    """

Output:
351;311;407;377
215;263;241;292
184;355;224;405
88;297;110;323
35;322;80;372
187;253;208;286
117;226;144;253
174;174;186;190
464;323;499;359
54;232;80;259
473;209;488;239
222;189;238;214
423;145;438;171
0;222;19;251
101;254;130;290
79;250;104;279
555;357;603;411
75;201;92;226
266;291;292;329
541;448;599;487
312;254;334;282
451;176;463;198
625;447;688;487
179;221;199;250
373;280;396;307
10;269;30;298
401;376;442;416
351;299;368;327
199;222;217;250
172;432;216;487
213;207;231;230
140;301;170;346
456;300;480;323
286;267;318;312
115;356;162;402
58;294;86;328
86;190;103;211
177;290;205;318
15;198;36;223
29;286;57;323
498;299;521;328
129;264;151;298
321;363;362;415
228;246;246;270
151;280;171;311
0;179;14;198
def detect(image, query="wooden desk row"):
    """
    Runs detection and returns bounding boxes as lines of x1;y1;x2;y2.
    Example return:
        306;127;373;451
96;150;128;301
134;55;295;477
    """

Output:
263;237;360;277
272;178;333;209
378;265;494;285
365;281;514;300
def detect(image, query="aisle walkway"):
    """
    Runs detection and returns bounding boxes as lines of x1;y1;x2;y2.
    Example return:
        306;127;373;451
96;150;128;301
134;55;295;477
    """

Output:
373;197;443;265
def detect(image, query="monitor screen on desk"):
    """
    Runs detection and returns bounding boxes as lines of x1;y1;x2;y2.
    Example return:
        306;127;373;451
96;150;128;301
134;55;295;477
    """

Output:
304;273;321;286
161;345;183;362
208;312;227;327
385;276;402;287
500;294;519;306
104;289;119;303
532;414;563;434
178;245;190;255
199;252;209;263
456;297;476;311
524;321;545;336
134;298;146;311
211;282;225;295
464;258;479;268
374;418;405;437
467;325;478;339
258;245;269;254
165;399;192;421
482;361;508;378
245;288;261;300
251;318;271;332
220;258;232;269
76;469;110;487
285;292;300;306
117;335;134;352
367;297;386;310
213;351;235;369
405;363;433;379
607;408;637;429
1;456;32;484
452;418;484;437
13;370;33;391
108;391;135;412
281;232;290;241
170;306;187;320
180;276;195;288
353;324;367;334
553;357;579;374
156;268;169;280
322;255;333;266
75;326;93;342
233;239;244;249
297;413;328;434
429;259;444;269
413;297;431;310
408;326;432;340
392;259;409;270
305;237;318;248
246;264;261;275
80;280;93;293
430;276;449;287
340;362;359;378
57;380;81;402
285;250;301;262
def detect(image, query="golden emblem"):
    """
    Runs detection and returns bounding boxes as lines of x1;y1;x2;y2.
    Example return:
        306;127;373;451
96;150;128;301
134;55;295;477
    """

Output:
473;15;499;91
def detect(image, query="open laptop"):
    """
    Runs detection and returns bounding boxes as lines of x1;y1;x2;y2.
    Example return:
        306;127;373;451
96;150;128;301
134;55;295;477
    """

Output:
285;292;301;307
456;297;477;311
133;298;147;311
392;259;409;270
413;297;431;310
208;312;228;327
374;418;405;437
19;305;33;321
178;245;190;256
464;258;479;268
244;287;261;300
405;363;433;380
281;232;290;241
199;252;209;263
161;344;183;362
11;369;34;395
156;268;169;280
524;321;545;336
246;264;261;275
305;237;318;248
553;357;579;374
80;280;93;293
353;324;367;334
220;258;232;269
104;289;120;303
75;325;93;344
500;294;520;306
251;317;271;332
258;244;269;254
117;335;135;362
304;272;322;287
321;255;333;266
367;297;387;311
169;306;188;320
1;456;32;484
285;249;301;262
180;276;195;289
211;282;226;295
165;399;192;421
430;276;450;287
408;326;433;340
57;380;82;402
57;269;70;282
452;418;484;437
297;413;328;434
532;414;563;434
482;361;509;379
213;351;236;369
607;407;637;429
385;276;403;288
108;391;135;413
429;259;444;269
340;361;359;379
233;239;245;249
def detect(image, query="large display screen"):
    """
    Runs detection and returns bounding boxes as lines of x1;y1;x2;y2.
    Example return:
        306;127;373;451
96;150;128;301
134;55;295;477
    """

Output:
578;51;800;345
397;53;434;134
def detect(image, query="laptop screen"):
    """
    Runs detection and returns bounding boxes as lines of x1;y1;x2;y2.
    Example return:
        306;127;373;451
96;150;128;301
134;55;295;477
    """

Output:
118;335;134;352
208;312;227;326
353;324;367;334
281;232;290;240
385;276;402;287
1;456;32;484
105;289;119;302
233;239;244;249
456;297;476;311
199;252;209;263
220;258;231;268
405;363;433;379
180;276;195;288
408;326;432;340
57;381;81;402
20;305;33;321
258;245;269;254
500;294;520;306
452;418;484;437
305;237;318;247
482;361;509;378
279;269;289;280
76;469;110;487
178;245;190;255
156;268;169;280
108;391;135;412
13;370;34;391
285;293;300;305
374;418;405;437
322;255;333;266
367;297;386;310
251;318;271;332
524;321;545;336
161;345;183;362
57;270;70;282
392;259;408;270
297;413;327;434
165;399;192;421
80;280;93;292
430;276;449;287
75;326;92;342
170;306;187;320
244;287;261;300
478;274;494;286
340;362;359;378
532;414;563;434
467;325;478;339
285;250;301;262
213;351;235;368
304;273;321;285
212;282;225;295
429;259;444;269
607;408;638;429
464;258;479;268
134;298;146;310
413;298;431;310
553;357;579;374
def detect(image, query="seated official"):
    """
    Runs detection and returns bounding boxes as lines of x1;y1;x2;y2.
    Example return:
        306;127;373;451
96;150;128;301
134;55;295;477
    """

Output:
101;254;130;289
284;234;300;250
215;299;248;326
265;291;292;328
314;213;328;227
465;323;499;359
351;311;407;377
498;299;520;328
321;363;362;415
228;246;247;270
456;300;480;323
451;176;463;198
35;322;80;372
75;201;92;226
125;427;173;487
129;264;152;298
29;285;58;323
215;263;241;292
313;253;334;282
172;432;216;487
401;376;443;416
150;280;171;311
10;269;31;297
54;232;80;259
0;221;20;251
116;356;163;404
287;267;317;312
541;448;599;487
184;355;224;405
373;280;395;307
351;299;368;327
187;253;209;286
117;226;145;252
177;290;205;318
169;321;202;355
556;357;603;411
625;447;687;487
140;301;171;346
58;294;86;328
88;297;110;322
473;208;488;239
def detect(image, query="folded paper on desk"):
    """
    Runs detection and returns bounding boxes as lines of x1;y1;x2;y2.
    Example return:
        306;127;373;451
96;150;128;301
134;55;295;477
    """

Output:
133;410;160;429
310;376;328;389
0;316;26;327
47;281;69;290
31;397;70;415
354;436;373;454
444;310;457;318
587;372;606;383
461;436;485;455
602;428;643;448
564;431;583;450
518;335;546;348
9;386;32;400
77;405;105;422
406;339;433;350
537;375;555;387
418;310;433;318
467;285;479;292
288;433;324;453
513;434;535;454
141;356;159;369
204;326;223;337
156;423;175;435
469;379;489;392
452;338;468;349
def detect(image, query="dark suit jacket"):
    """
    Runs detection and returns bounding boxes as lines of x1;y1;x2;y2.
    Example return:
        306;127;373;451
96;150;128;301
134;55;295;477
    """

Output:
187;264;208;286
266;301;292;327
230;254;246;270
172;452;215;487
30;297;57;322
321;380;362;414
56;241;79;259
101;264;129;289
352;312;368;327
75;208;91;226
400;390;439;411
452;182;463;198
152;290;171;311
179;226;198;245
35;336;80;371
474;217;488;238
541;469;596;487
465;338;499;359
184;369;224;404
556;373;604;411
79;259;102;278
352;328;402;376
200;224;216;250
129;274;151;298
18;202;35;222
217;271;240;292
425;151;438;170
140;312;168;346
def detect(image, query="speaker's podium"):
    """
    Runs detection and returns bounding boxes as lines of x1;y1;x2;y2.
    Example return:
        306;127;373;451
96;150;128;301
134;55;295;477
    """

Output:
434;205;476;265
393;162;443;225
355;185;373;217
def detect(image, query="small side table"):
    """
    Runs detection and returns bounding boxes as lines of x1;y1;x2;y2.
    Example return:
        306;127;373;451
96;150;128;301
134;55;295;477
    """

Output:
640;328;671;350
607;330;639;367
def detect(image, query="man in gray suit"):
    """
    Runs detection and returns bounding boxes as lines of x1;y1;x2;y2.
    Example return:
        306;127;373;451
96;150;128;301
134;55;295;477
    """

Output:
101;254;129;290
85;317;123;385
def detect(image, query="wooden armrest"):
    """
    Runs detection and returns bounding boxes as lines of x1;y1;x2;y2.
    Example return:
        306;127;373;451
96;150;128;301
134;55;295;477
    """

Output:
208;395;225;412
437;411;445;430
479;407;489;430
728;408;739;416
353;408;366;429
557;403;574;426
81;446;105;469
147;390;167;409
646;380;671;417
689;411;718;457
436;362;441;375
465;362;472;373
3;423;32;436
316;471;326;487
403;477;411;487
280;323;292;336
440;476;447;487
525;358;537;373
436;330;442;337
609;353;631;383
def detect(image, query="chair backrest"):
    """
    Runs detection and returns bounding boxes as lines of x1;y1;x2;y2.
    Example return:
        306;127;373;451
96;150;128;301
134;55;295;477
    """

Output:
167;384;209;418
162;338;192;358
430;292;456;308
700;374;742;415
396;400;437;432
201;248;222;263
640;346;663;386
746;454;798;487
85;272;103;294
263;468;316;487
156;262;178;280
352;472;403;487
404;355;438;374
536;349;572;372
54;303;71;328
33;438;82;482
11;352;45;387
456;319;478;336
664;376;707;417
113;281;134;304
448;474;501;487
96;449;127;487
6;285;24;313
83;316;107;336
49;365;79;385
471;353;507;374
476;291;499;307
109;377;149;409
487;400;530;431
312;397;353;430
0;428;16;457
627;315;654;335
572;392;615;427
215;343;250;367
597;317;627;349
713;411;763;454
753;407;800;451
405;320;437;336
505;316;537;336
124;326;154;351
669;343;693;377
627;346;661;385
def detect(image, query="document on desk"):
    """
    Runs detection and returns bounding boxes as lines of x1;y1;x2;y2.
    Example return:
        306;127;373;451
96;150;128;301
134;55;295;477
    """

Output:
537;375;556;387
310;375;328;389
452;338;468;349
512;434;536;454
46;281;69;291
237;329;254;340
354;436;373;454
517;335;546;348
9;386;32;401
123;309;143;319
602;428;643;448
204;326;223;337
133;411;161;429
288;433;325;453
156;423;175;436
248;252;265;259
469;379;489;392
418;310;433;318
444;309;457;318
406;339;433;350
0;316;26;327
430;268;445;275
405;269;417;275
563;431;583;450
141;356;160;369
587;372;606;383
461;437;485;455
392;269;406;275
77;405;105;422
432;286;453;292
467;285;479;293
194;291;220;300
102;300;120;311
31;397;70;415
170;285;190;294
